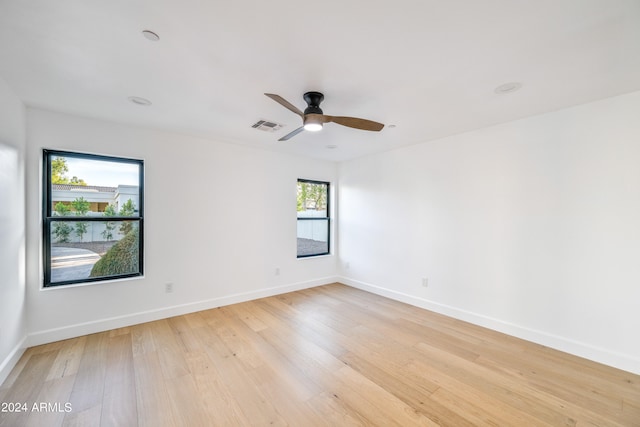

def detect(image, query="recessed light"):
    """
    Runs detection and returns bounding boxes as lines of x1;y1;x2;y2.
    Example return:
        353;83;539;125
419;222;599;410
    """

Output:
494;82;523;95
128;96;152;106
142;30;160;41
326;144;338;149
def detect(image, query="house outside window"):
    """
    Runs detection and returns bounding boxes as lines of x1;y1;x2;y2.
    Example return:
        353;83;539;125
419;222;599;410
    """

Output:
42;149;144;287
297;179;330;257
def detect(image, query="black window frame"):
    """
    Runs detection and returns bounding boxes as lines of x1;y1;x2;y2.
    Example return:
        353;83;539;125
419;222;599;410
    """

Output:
42;149;144;287
297;179;330;258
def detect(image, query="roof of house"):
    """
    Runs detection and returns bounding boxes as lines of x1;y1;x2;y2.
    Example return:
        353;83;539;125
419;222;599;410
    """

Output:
52;184;117;193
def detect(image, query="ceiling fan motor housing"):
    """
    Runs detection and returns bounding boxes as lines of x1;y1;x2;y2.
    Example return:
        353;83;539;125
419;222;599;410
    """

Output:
303;91;324;115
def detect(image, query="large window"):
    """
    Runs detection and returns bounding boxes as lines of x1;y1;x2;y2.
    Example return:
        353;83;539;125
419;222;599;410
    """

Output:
297;179;330;258
43;150;144;287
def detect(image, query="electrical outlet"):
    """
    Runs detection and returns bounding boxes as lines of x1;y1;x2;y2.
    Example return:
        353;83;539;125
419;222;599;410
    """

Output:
275;267;280;276
422;278;428;287
345;262;350;269
165;282;174;293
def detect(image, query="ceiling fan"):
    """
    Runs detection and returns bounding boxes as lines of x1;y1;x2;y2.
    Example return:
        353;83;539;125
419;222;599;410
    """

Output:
264;92;384;141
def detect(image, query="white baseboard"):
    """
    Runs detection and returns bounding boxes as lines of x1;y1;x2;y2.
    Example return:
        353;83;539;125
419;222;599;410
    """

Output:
27;276;339;348
0;337;27;387
340;276;640;375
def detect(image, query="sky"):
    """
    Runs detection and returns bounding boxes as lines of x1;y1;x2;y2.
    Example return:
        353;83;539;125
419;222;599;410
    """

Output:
64;156;140;187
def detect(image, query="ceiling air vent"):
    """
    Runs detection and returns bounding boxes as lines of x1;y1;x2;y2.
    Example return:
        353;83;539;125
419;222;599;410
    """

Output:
252;119;284;132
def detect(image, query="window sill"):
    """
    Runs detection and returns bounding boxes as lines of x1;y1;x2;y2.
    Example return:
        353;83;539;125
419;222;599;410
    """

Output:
297;253;333;260
40;274;145;291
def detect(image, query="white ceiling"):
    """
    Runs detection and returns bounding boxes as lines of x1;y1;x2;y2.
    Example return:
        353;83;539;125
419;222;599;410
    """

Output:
1;0;639;162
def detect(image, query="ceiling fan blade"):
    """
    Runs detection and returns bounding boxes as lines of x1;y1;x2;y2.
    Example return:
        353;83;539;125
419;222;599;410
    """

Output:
278;126;305;141
323;115;384;131
264;93;304;117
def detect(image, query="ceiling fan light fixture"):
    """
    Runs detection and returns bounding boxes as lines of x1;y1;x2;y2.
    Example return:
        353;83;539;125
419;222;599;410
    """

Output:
303;122;323;132
303;116;323;132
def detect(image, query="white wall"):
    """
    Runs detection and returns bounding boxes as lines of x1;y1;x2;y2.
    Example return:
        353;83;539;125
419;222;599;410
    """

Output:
0;76;27;384
25;109;338;344
339;91;640;374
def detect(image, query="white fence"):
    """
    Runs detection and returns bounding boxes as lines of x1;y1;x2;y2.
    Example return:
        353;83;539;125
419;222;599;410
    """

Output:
51;213;132;243
297;210;328;242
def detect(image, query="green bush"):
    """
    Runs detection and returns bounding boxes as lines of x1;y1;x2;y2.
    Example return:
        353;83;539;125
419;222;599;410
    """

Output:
90;228;139;277
53;222;72;243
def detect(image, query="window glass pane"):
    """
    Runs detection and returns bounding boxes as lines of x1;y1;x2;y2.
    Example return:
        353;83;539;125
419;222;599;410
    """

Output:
49;155;140;215
297;181;327;218
296;179;329;258
297;218;329;257
44;150;143;287
49;220;140;284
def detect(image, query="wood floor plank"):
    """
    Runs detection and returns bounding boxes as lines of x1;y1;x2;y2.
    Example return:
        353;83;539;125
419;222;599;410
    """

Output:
100;334;137;427
64;332;108;417
182;311;207;330
0;349;32;390
165;374;213;426
476;354;629;422
331;364;439;426
254;297;351;359
2;283;638;426
61;405;101;427
245;366;327;427
214;323;264;370
623;397;640;422
428;386;550;427
306;391;369;426
223;308;322;401
130;322;156;356
132;350;177;427
147;319;190;380
226;301;269;332
191;323;290;426
341;352;474;427
167;315;202;354
183;350;252;426
409;357;573;426
0;351;57;427
24;375;75;427
46;336;87;381
411;341;625;427
392;317;482;361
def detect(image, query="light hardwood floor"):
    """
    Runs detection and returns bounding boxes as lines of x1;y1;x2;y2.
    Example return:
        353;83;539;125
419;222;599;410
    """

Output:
1;283;638;426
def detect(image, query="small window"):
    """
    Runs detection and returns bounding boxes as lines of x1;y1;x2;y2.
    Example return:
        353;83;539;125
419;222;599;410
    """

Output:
297;179;330;257
42;150;144;287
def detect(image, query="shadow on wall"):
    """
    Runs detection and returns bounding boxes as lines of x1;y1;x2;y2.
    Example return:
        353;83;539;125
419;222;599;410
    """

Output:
0;143;20;269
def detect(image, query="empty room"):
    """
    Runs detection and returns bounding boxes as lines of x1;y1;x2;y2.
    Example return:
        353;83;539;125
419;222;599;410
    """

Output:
1;0;639;426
